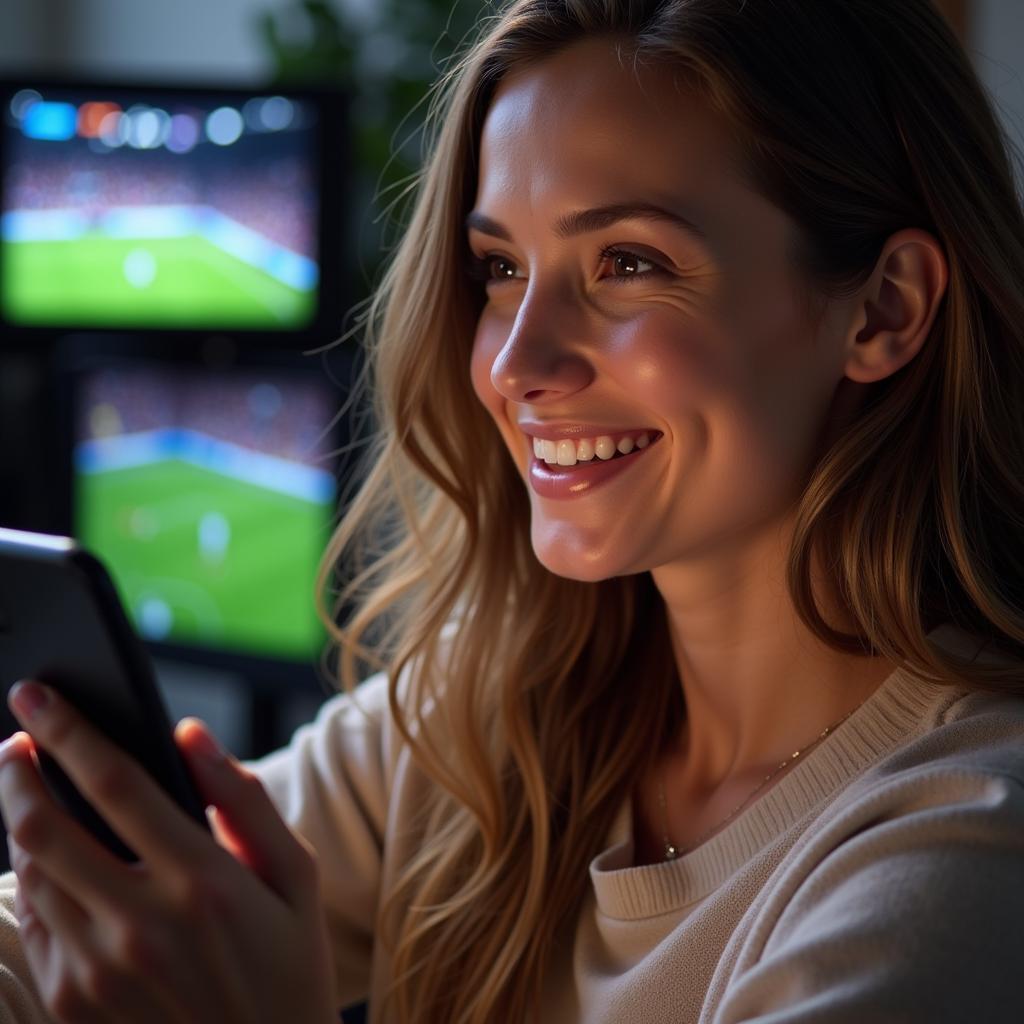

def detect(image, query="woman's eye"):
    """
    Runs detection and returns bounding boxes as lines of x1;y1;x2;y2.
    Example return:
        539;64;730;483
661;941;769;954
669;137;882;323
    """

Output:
597;245;663;282
465;246;667;286
476;255;522;282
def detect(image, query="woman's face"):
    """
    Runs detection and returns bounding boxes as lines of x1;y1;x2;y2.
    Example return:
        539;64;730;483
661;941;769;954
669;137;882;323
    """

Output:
468;37;856;583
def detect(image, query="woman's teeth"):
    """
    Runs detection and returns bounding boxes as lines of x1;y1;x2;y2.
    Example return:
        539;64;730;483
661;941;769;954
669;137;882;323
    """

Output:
533;432;654;467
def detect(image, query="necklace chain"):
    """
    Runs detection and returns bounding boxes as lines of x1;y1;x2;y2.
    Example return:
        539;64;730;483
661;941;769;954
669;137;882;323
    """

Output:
657;703;863;861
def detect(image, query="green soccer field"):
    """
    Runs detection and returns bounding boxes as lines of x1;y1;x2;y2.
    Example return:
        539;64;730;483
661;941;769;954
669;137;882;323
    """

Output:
2;233;315;329
77;458;332;662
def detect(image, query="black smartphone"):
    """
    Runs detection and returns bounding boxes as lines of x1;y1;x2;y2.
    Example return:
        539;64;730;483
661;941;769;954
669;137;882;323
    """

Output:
0;526;212;863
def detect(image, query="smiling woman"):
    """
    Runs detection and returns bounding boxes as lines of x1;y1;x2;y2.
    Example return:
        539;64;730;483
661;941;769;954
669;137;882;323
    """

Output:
3;1;1024;1023
302;0;1024;1019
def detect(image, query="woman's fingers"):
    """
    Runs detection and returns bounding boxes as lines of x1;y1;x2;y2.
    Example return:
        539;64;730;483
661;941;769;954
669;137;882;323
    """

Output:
0;734;146;918
8;839;114;1023
175;718;319;908
11;851;50;961
0;690;337;1024
5;683;213;876
9;839;184;1024
13;869;31;920
10;836;90;949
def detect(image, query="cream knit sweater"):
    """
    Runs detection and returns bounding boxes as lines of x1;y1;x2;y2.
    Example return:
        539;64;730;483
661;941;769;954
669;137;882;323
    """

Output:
0;622;1022;1022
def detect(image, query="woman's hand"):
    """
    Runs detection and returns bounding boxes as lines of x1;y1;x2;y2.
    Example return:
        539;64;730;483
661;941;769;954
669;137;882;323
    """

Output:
0;680;338;1024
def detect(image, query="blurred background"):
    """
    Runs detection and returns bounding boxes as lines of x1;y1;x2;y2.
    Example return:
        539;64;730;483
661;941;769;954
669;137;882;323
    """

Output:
0;0;1018;1016
0;0;488;780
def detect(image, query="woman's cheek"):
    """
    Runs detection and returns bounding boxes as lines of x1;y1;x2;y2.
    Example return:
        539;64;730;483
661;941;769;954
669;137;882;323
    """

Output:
469;321;507;420
610;314;730;411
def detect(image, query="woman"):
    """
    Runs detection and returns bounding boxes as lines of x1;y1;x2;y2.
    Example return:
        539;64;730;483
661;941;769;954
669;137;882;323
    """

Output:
1;0;1023;1021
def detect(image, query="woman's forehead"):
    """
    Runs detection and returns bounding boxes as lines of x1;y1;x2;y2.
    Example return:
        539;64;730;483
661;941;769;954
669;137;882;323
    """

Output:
484;40;704;140
475;96;737;245
477;45;733;204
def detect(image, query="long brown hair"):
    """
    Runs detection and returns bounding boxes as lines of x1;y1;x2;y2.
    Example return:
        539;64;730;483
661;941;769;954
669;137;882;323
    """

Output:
313;2;1024;1019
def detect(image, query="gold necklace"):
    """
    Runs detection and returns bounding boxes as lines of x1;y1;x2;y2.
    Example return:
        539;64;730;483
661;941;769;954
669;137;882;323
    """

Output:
657;703;863;861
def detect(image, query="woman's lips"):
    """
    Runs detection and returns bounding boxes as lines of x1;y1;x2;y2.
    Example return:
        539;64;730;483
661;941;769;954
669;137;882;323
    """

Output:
527;433;663;499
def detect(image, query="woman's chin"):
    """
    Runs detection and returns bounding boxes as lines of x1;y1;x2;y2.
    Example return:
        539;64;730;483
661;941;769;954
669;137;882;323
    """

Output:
531;542;630;584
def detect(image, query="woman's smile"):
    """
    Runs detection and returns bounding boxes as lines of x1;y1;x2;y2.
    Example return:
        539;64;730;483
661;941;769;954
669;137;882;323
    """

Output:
527;431;665;499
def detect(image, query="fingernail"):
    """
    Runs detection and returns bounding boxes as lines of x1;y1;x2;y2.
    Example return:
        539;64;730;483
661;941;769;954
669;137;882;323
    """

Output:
9;682;49;722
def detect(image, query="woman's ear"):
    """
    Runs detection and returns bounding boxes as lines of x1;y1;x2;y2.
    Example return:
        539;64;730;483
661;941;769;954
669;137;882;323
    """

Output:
842;227;949;385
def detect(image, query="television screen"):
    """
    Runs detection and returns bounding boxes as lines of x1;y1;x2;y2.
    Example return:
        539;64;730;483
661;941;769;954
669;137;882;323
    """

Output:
1;81;332;332
71;360;339;663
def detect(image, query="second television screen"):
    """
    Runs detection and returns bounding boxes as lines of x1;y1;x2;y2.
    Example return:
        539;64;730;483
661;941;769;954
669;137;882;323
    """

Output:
72;361;339;663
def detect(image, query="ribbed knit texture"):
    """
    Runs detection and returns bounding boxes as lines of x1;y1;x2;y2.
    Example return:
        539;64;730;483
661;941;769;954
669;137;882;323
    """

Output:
0;621;1022;1022
591;654;960;921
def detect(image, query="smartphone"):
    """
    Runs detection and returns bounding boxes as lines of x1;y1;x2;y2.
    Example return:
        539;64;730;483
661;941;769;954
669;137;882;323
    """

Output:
0;527;212;863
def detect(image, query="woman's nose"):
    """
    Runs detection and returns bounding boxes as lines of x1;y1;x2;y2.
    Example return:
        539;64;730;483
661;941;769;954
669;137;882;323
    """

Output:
488;288;595;403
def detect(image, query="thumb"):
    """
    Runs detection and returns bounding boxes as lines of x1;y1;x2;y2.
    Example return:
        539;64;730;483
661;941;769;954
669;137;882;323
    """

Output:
175;717;313;905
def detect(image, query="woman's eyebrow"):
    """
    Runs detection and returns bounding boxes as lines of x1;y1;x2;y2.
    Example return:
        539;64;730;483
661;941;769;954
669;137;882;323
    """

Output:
464;201;708;242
